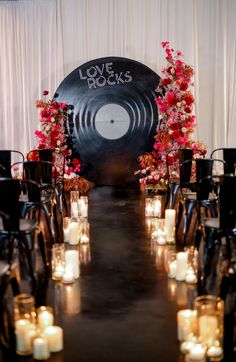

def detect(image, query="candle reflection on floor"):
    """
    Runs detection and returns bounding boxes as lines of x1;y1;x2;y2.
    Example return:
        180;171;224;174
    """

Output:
63;281;81;315
80;243;91;265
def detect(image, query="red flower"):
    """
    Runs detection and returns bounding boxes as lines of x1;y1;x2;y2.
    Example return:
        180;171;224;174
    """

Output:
43;90;49;96
183;93;194;105
170;123;180;131
166;92;177;106
184;107;192;114
180;82;188;91
161;78;172;87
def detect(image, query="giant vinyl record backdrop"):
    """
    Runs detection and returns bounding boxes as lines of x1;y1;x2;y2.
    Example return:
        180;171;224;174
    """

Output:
54;57;160;186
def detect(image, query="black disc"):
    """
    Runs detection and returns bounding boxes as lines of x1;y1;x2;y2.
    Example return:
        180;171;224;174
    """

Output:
54;56;160;185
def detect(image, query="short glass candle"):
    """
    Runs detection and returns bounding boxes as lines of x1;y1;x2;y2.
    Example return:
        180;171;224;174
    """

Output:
51;244;65;281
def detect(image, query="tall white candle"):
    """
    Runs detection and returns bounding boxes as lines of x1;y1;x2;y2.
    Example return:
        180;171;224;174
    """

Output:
164;209;176;243
175;252;188;281
43;326;63;353
33;337;50;360
68;222;79;245
65;250;80;279
15;319;32;355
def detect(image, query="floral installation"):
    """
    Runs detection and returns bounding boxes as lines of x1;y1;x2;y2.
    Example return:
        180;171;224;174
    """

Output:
31;90;80;177
136;42;207;186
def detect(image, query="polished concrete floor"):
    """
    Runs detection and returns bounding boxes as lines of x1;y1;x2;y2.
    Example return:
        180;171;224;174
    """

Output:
0;186;224;361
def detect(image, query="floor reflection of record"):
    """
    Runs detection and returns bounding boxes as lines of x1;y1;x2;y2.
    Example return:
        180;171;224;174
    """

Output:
54;56;160;185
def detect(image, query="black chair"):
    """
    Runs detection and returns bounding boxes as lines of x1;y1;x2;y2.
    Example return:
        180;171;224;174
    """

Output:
211;148;236;174
27;149;66;236
176;158;225;246
0;178;47;290
11;161;61;244
0;150;24;178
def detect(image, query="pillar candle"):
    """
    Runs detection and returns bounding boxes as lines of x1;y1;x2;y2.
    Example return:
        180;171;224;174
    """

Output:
37;308;54;331
15;319;32;355
65;250;80;279
175;252;188;281
153;199;161;217
188;344;206;361
43;326;63;353
164;209;176;243
68;222;79;245
177;309;197;341
63;228;69;243
33;337;50;360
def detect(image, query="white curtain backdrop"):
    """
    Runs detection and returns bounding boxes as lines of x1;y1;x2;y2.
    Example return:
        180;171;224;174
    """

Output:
0;0;236;155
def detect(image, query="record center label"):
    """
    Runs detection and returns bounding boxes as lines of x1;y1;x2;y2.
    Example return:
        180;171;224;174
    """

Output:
78;62;132;89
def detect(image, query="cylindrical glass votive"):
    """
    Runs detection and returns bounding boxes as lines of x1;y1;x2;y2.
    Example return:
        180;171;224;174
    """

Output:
151;219;166;245
185;246;198;284
51;244;65;281
80;220;90;244
63;216;71;243
167;250;177;278
194;295;224;357
79;196;88;218
70;191;80;218
37;306;54;332
14;294;36;356
153;195;162;218
145;198;154;217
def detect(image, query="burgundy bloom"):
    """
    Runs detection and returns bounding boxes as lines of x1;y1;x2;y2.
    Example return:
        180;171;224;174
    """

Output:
43;90;49;96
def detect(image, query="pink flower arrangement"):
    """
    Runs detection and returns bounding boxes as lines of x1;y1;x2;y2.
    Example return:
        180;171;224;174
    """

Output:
136;42;207;185
32;91;80;177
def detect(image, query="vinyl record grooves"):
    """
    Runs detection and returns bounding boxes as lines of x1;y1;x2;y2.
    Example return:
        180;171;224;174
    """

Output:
54;57;160;185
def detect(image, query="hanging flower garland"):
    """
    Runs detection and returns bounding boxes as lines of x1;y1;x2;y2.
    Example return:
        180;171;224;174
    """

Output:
32;90;80;177
135;42;207;186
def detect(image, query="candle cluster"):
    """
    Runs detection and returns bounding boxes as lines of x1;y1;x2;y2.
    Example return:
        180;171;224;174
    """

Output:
51;244;80;283
145;195;176;245
177;296;224;361
14;294;63;359
167;247;198;284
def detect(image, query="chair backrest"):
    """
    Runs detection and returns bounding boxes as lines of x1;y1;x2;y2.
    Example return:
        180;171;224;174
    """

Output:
179;148;194;186
0;178;41;231
27;148;65;179
0;150;24;178
12;160;54;185
219;175;236;230
0;178;21;231
211;148;236;174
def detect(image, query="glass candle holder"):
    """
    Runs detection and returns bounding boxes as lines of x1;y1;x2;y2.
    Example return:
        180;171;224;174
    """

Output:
151;218;166;245
79;196;88;218
145;198;154;217
63;217;71;243
194;295;224;358
14;294;36;356
184;246;198;284
167;250;177;278
70;190;80;218
51;244;65;281
80;220;90;244
37;306;54;332
153;195;162;218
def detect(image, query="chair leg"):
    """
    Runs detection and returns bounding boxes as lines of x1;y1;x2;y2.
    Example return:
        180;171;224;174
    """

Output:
37;230;49;270
20;235;37;292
